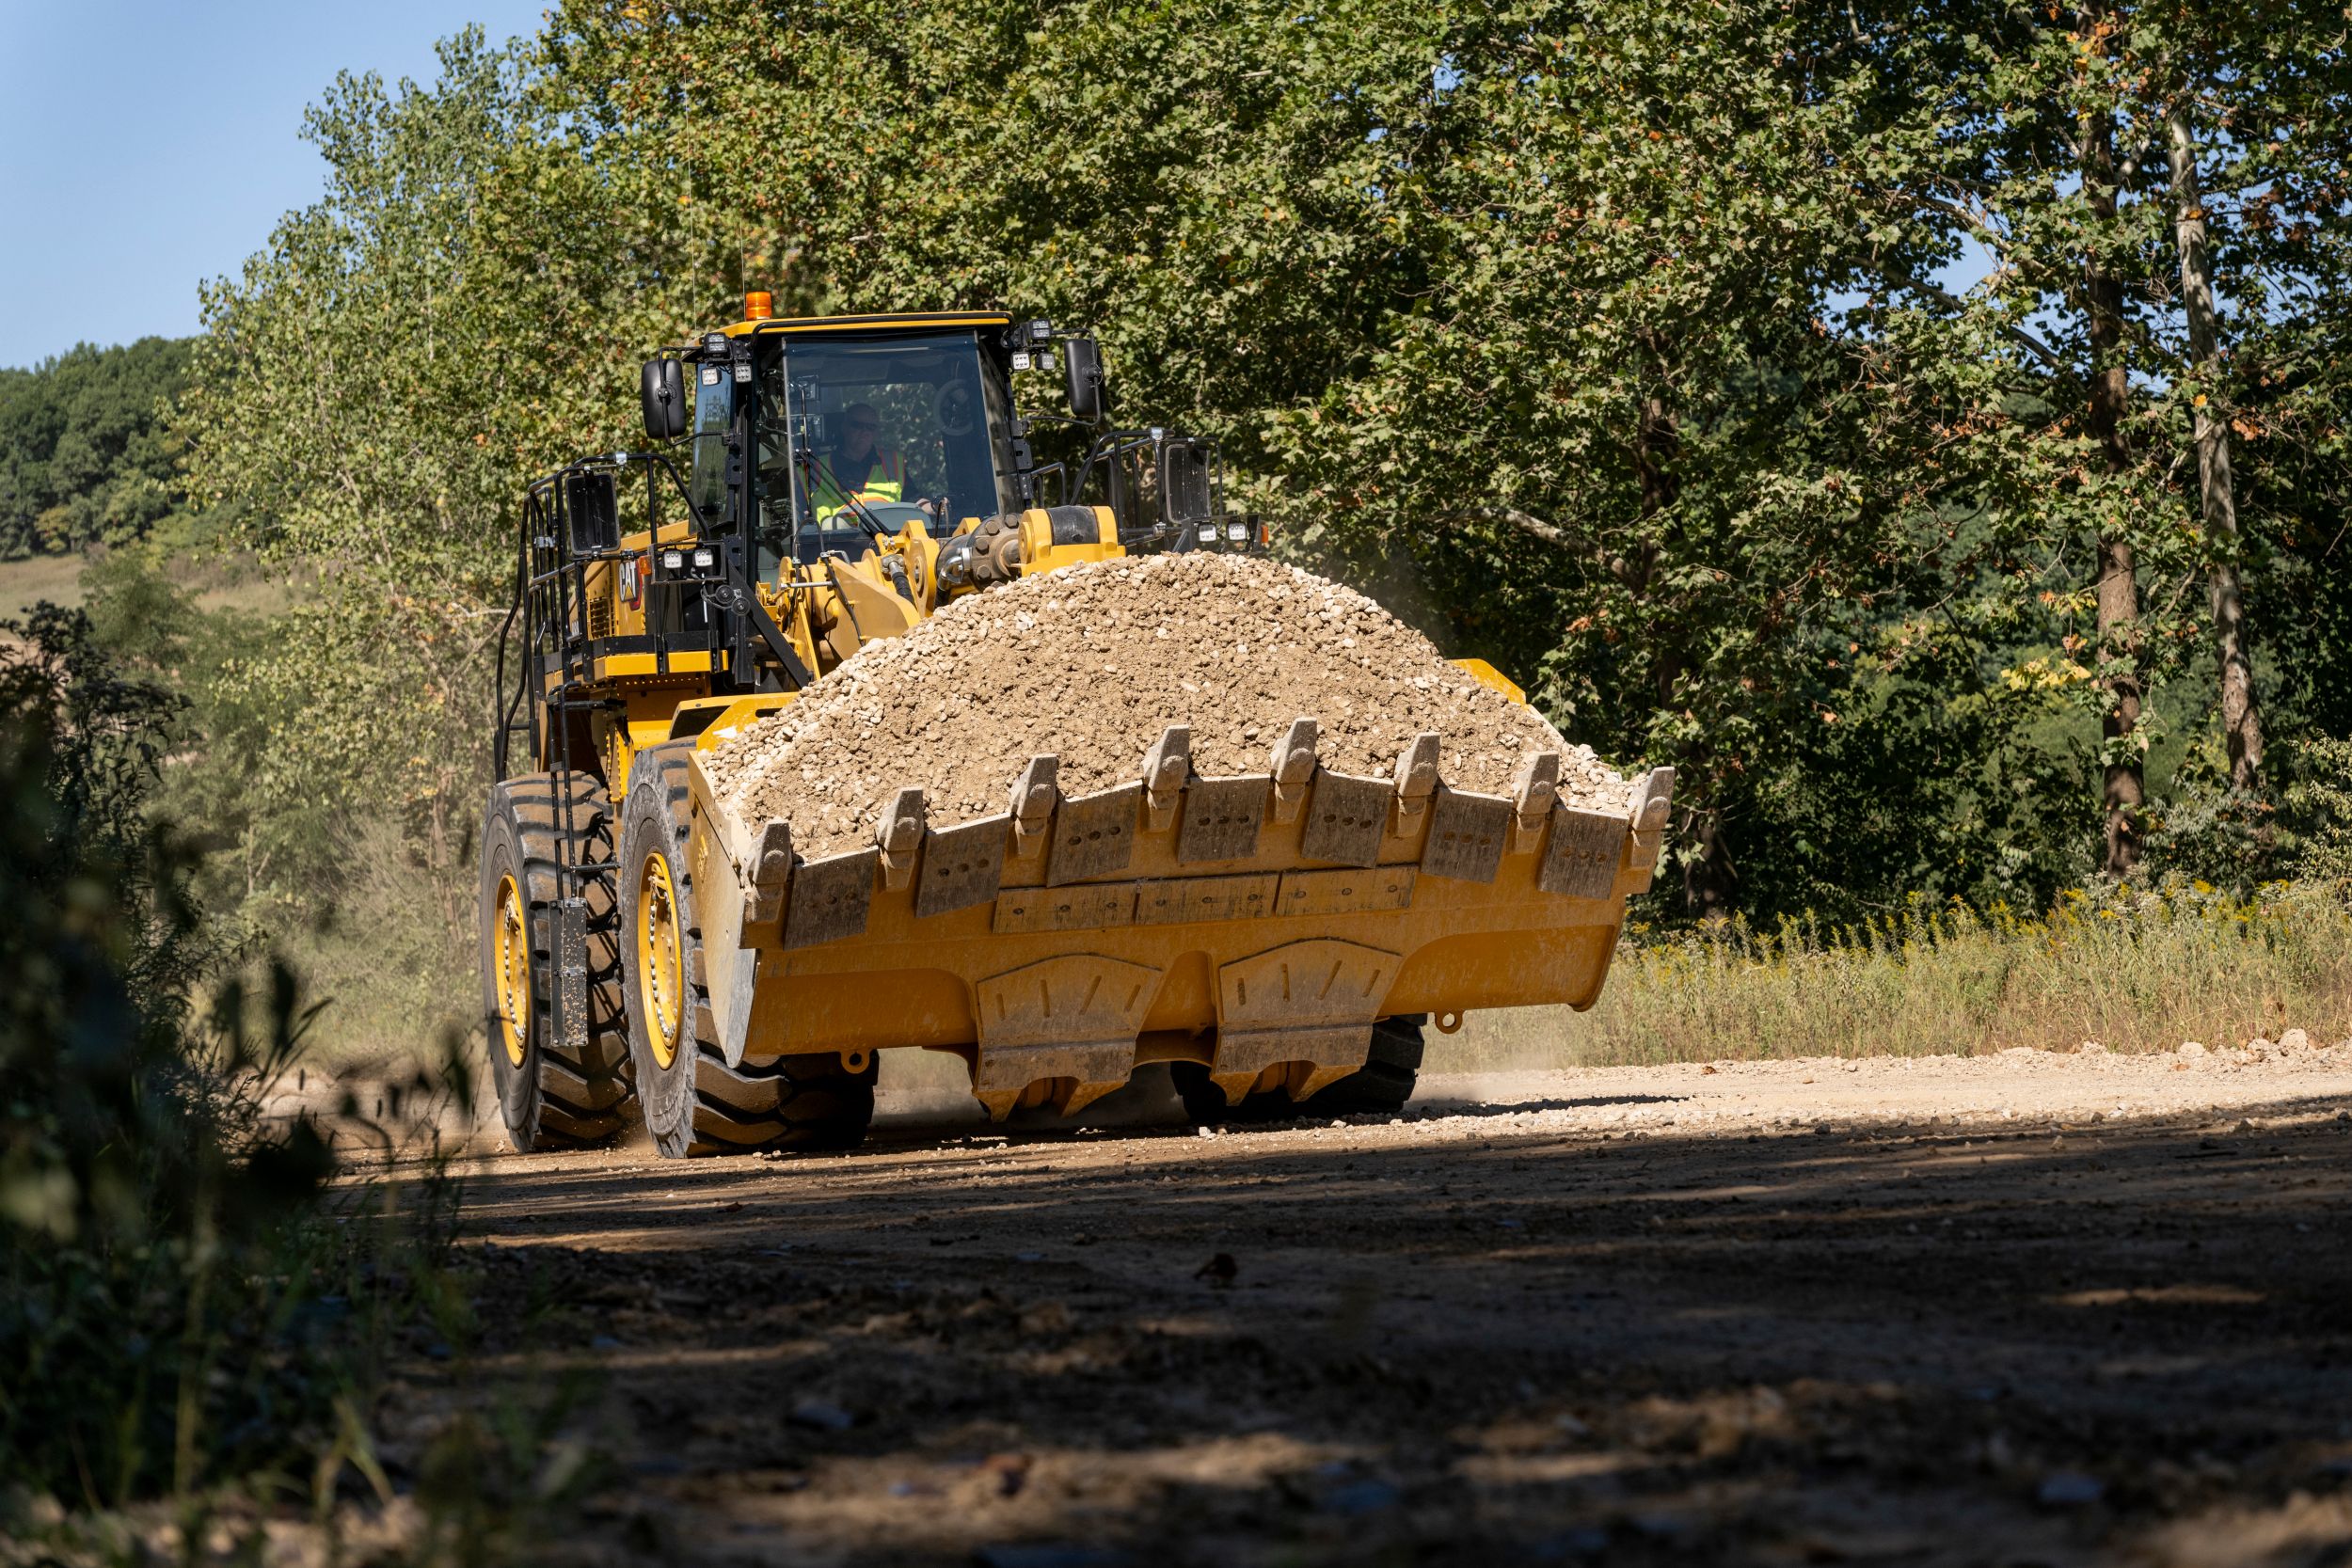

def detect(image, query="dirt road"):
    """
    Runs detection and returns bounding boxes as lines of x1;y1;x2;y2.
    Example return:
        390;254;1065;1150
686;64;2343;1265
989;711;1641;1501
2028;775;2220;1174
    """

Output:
391;1047;2352;1566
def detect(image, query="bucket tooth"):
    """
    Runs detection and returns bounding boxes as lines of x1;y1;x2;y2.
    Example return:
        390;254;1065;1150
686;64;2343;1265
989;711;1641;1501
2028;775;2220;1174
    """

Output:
1508;752;1561;854
1267;718;1318;824
1140;726;1190;832
1422;784;1512;884
1048;1077;1124;1117
1008;754;1059;860
1048;782;1143;885
1298;768;1388;866
1390;733;1441;833
1209;938;1396;1105
971;953;1161;1121
1627;767;1677;874
1631;766;1677;832
743;818;793;927
876;786;927;892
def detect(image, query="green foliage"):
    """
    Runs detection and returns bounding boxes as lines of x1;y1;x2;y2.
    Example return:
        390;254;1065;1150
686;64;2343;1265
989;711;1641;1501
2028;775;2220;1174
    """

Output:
520;0;2352;914
0;604;474;1520
2284;736;2352;893
0;337;195;558
0;606;315;1500
171;1;2352;936
179;29;755;937
182;34;538;873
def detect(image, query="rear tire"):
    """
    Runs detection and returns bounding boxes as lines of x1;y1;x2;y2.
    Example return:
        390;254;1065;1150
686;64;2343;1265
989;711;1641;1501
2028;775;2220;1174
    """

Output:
1174;1015;1425;1126
618;743;878;1159
479;774;635;1151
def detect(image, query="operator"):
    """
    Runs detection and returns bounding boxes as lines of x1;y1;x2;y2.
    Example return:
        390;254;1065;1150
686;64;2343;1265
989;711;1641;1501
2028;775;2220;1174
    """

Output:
809;403;906;522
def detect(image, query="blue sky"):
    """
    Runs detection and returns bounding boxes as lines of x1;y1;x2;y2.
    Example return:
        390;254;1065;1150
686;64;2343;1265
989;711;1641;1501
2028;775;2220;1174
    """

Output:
0;0;549;369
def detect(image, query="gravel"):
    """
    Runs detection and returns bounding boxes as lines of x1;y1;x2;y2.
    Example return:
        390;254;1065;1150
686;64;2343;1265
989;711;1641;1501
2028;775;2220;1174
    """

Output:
703;552;1629;857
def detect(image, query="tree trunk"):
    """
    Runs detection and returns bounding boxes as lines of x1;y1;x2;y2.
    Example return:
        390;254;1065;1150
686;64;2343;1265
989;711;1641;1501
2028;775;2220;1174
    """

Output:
2082;51;2144;878
2167;100;2265;793
1679;810;1737;919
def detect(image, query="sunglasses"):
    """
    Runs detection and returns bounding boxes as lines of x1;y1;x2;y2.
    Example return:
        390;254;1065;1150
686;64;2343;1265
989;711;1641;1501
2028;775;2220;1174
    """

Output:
847;420;880;433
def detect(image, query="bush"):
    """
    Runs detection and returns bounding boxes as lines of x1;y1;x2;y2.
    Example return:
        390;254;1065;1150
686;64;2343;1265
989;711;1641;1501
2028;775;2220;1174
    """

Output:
2286;736;2352;894
0;605;434;1513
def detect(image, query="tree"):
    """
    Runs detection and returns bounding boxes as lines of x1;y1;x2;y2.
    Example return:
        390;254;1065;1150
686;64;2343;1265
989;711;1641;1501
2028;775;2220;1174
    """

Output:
0;337;193;558
176;0;2352;927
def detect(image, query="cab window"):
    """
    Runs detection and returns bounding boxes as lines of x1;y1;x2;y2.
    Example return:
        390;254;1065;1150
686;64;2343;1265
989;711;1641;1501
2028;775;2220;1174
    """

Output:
754;332;1017;569
687;364;733;529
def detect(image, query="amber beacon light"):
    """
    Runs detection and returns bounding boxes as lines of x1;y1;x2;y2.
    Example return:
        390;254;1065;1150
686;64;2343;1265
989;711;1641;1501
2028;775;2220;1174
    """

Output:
743;291;775;321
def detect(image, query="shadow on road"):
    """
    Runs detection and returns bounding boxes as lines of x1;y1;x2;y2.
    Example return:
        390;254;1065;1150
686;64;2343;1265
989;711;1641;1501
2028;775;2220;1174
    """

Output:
392;1092;2352;1567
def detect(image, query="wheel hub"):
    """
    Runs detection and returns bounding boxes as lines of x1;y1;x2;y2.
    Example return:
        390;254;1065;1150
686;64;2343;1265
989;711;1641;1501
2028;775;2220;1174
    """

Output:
637;851;686;1069
492;874;530;1068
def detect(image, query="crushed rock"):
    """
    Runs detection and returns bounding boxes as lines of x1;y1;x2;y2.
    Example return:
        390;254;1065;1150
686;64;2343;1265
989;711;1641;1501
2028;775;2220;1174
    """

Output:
704;552;1629;857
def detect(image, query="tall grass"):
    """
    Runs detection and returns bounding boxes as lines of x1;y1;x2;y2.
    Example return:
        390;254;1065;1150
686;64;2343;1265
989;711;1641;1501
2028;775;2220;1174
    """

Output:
1449;880;2352;1069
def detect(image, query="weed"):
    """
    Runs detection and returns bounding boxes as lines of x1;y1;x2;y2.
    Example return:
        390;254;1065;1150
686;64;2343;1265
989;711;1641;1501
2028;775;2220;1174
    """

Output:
1450;879;2352;1068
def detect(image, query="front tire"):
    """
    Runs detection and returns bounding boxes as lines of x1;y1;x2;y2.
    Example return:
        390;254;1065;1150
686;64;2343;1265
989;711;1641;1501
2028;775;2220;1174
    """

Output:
1175;1014;1425;1126
478;774;635;1150
618;743;878;1159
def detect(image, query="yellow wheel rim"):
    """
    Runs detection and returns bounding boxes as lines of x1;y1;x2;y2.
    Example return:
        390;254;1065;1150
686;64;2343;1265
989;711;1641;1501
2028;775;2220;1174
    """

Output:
492;873;531;1068
636;850;686;1070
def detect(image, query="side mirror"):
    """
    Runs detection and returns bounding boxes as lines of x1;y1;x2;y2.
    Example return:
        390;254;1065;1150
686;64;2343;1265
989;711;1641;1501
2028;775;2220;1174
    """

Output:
1063;336;1104;424
564;471;620;556
641;358;687;440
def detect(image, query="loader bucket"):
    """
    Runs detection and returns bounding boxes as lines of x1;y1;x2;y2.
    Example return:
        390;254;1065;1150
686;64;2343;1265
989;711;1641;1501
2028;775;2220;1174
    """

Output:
683;721;1673;1119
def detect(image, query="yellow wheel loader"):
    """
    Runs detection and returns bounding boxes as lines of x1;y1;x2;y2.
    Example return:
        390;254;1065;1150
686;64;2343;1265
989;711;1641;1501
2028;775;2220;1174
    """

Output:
480;302;1672;1158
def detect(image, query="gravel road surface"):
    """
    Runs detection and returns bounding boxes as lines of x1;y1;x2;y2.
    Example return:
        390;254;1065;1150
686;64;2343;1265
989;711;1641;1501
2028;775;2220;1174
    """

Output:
379;1046;2352;1566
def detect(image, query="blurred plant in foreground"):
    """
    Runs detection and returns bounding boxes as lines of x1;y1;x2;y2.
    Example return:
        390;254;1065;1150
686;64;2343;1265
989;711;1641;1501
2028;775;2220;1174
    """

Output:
0;605;582;1565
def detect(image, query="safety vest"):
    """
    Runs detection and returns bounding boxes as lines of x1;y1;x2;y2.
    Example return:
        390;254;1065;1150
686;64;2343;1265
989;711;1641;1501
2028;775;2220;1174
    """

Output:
812;448;906;519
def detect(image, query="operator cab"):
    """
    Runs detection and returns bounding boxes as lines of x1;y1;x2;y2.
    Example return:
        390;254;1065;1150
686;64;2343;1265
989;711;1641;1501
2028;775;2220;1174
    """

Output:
679;318;1023;583
659;306;1263;596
